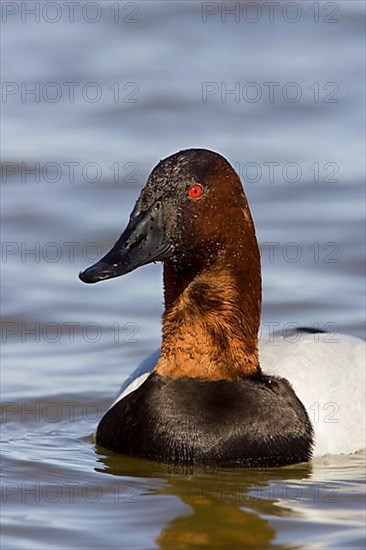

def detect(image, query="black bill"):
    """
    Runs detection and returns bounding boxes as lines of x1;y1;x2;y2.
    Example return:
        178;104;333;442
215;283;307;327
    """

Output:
79;200;171;284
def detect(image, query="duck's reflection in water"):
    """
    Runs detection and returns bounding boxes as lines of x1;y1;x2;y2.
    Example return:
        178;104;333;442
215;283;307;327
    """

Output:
96;448;312;549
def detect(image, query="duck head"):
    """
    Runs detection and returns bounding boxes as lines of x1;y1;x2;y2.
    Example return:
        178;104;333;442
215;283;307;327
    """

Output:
79;149;258;284
79;149;262;380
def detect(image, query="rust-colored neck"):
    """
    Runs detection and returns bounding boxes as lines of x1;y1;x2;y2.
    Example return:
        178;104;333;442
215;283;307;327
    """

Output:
155;211;262;381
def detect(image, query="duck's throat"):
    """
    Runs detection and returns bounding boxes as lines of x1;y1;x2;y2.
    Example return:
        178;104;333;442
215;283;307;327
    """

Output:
155;264;261;380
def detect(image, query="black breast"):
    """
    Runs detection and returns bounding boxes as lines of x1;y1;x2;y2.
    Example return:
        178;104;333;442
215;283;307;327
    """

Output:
96;373;313;467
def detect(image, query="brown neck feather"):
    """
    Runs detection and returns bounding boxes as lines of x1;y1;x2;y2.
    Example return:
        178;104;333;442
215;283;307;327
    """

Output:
155;208;262;381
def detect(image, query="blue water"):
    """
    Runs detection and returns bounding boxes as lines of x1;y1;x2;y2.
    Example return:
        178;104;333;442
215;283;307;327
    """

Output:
1;2;365;548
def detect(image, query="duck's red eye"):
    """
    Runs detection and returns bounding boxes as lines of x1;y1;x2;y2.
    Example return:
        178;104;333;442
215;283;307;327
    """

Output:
187;184;204;200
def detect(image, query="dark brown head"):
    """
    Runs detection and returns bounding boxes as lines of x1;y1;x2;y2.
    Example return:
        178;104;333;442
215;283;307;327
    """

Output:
79;148;259;285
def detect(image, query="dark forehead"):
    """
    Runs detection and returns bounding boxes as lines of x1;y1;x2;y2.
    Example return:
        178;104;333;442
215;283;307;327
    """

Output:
137;149;233;210
148;148;229;188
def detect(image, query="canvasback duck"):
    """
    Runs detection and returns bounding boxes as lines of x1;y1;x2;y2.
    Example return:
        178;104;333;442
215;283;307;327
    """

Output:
79;149;365;467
